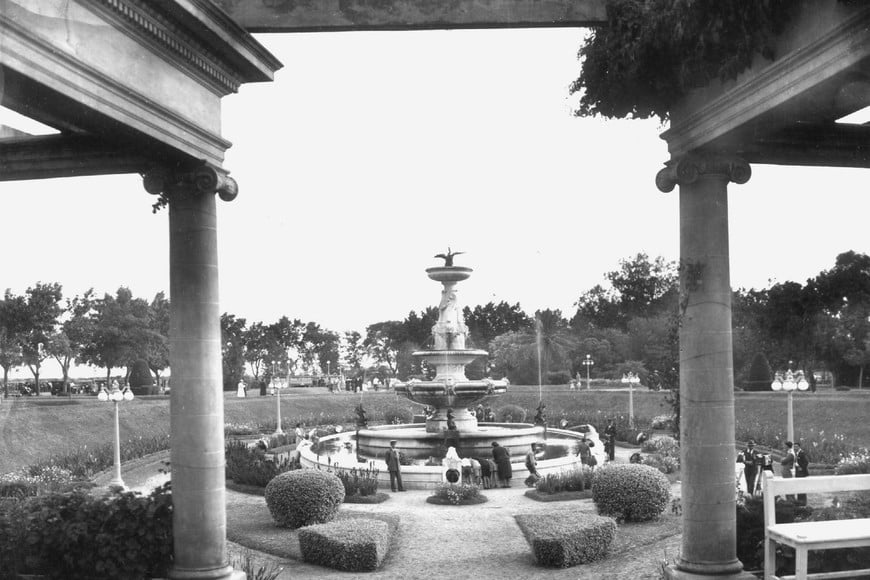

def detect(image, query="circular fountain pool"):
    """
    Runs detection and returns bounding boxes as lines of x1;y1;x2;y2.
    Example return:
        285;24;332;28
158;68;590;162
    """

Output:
299;426;591;490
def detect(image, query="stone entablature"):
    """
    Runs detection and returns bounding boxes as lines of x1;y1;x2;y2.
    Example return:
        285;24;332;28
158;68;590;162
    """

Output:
0;0;281;169
215;0;606;33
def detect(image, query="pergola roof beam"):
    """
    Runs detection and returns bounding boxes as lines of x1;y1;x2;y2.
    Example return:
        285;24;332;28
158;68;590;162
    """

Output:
213;0;607;33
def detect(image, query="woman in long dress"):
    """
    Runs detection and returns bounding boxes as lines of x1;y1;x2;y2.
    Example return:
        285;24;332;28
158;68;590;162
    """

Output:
491;442;512;488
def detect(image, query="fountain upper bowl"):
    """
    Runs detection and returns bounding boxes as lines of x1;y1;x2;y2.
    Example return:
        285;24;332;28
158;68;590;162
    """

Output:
426;266;472;282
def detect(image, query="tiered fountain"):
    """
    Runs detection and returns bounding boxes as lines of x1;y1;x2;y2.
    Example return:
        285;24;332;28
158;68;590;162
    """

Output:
356;251;542;460
298;252;586;489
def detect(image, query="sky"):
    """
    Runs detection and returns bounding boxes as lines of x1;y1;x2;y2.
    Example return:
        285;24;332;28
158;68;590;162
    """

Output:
2;28;870;377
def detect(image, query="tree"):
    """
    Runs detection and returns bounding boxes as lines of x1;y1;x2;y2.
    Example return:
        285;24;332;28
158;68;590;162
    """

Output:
243;322;271;382
313;329;340;375
79;287;151;384
20;283;64;394
463;301;531;348
129;359;154;394
144;292;170;384
626;314;678;377
58;290;97;393
814;251;870;387
489;330;536;384
342;330;364;373
269;316;306;377
489;310;576;385
532;309;578;380
0;292;27;398
45;330;75;394
572;284;622;330
732;288;770;384
364;321;405;376
746;352;773;392
221;313;247;391
401;307;439;349
573;254;677;330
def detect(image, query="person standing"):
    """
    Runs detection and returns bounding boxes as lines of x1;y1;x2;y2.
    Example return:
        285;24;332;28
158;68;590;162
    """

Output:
604;419;617;462
576;434;593;467
492;441;512;488
794;441;809;505
525;443;539;479
780;440;796;501
236;379;246;398
742;440;761;495
780;441;795;479
385;440;406;492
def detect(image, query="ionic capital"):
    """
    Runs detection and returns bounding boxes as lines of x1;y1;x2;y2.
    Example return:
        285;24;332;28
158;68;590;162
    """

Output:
143;164;238;212
655;154;751;193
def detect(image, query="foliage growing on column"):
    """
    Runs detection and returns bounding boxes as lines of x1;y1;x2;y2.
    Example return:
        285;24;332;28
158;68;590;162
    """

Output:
572;0;794;120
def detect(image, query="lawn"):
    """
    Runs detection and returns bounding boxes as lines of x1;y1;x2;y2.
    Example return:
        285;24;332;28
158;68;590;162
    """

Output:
1;386;868;474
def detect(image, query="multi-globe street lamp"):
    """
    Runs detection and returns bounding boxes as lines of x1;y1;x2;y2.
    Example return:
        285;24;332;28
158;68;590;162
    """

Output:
621;372;641;428
582;354;594;390
770;365;809;443
98;381;135;488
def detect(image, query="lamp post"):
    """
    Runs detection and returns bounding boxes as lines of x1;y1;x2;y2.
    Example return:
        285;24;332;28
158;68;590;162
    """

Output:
621;372;641;428
98;381;134;488
582;354;594;390
771;366;809;443
274;363;284;435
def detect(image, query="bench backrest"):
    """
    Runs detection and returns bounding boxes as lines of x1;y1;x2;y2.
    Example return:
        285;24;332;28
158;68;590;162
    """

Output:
762;472;870;527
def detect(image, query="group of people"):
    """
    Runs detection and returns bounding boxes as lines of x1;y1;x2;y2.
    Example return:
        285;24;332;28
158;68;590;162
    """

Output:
381;439;519;492
473;404;496;423
741;439;809;503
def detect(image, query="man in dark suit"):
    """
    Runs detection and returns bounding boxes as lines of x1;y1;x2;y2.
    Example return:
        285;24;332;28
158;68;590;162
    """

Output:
794;441;809;505
385;440;406;492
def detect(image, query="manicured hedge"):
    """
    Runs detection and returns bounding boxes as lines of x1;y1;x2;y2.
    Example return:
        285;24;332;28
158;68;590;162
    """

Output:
264;469;344;529
592;463;670;522
0;484;173;579
516;511;617;567
298;518;390;572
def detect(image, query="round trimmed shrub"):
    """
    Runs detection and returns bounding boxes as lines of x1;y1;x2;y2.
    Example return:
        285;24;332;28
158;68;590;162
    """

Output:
265;469;345;529
497;404;527;423
591;464;670;522
745;352;772;391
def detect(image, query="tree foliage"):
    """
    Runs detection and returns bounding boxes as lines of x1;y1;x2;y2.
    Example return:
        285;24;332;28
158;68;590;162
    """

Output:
19;283;64;392
574;253;677;330
221;313;247;390
78;287;151;383
573;0;793;121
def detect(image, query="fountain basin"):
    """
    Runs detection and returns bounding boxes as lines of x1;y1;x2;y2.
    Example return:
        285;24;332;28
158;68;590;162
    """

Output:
357;423;543;460
393;376;509;432
426;266;472;282
300;427;590;490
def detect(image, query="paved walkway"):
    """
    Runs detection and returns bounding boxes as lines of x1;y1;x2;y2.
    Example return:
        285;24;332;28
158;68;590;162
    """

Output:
93;446;681;579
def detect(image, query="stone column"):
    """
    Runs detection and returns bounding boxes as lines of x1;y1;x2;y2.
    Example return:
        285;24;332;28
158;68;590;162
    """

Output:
656;154;756;580
143;165;244;580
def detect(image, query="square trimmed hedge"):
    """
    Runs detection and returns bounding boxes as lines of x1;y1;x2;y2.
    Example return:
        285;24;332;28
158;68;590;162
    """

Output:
515;511;617;567
298;517;390;572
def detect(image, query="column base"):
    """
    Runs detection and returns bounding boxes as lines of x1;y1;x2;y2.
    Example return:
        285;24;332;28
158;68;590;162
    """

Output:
168;566;246;580
663;565;758;580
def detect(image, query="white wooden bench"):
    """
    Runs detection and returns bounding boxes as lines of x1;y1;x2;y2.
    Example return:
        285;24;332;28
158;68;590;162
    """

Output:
763;471;870;580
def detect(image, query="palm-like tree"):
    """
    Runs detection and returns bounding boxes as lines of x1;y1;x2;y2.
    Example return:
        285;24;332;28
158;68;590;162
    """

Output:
527;309;578;383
